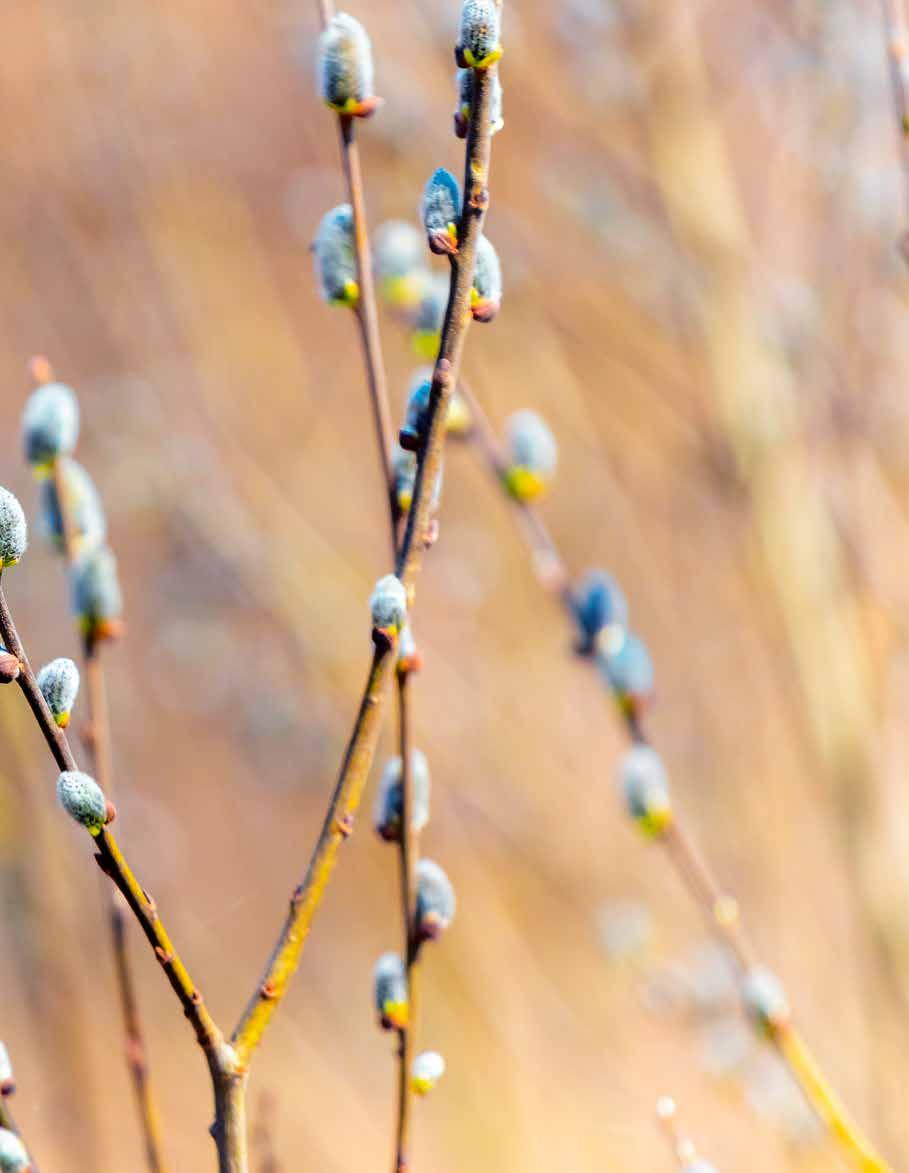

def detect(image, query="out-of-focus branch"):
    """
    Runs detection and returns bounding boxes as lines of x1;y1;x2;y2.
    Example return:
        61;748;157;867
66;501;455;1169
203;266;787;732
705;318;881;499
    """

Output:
455;381;892;1173
35;356;169;1173
880;0;909;238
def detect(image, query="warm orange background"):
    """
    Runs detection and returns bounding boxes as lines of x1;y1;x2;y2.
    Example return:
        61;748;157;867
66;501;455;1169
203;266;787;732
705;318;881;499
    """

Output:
0;0;908;1169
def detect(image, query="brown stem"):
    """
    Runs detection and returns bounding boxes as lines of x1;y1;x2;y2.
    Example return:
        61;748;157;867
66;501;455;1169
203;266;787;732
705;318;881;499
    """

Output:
393;671;418;1173
231;635;397;1066
232;48;499;1082
49;436;169;1172
457;388;892;1171
0;574;245;1170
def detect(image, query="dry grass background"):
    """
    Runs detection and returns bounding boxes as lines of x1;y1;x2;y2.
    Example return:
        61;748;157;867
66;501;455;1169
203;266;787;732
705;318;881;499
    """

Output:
1;0;908;1168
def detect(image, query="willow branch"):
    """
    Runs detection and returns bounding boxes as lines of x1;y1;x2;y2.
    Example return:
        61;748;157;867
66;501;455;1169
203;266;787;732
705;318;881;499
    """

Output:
47;432;169;1173
231;61;498;1071
316;0;398;558
456;383;891;1173
392;669;419;1173
0;573;235;1087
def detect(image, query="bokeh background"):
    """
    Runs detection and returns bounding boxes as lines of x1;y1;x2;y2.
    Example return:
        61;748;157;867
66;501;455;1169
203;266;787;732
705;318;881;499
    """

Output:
1;0;908;1168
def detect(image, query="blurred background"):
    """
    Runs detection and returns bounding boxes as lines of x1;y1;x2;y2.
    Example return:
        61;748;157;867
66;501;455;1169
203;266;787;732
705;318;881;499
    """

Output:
1;0;908;1168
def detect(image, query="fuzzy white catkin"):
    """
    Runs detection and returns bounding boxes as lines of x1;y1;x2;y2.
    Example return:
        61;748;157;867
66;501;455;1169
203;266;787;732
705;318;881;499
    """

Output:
473;235;502;303
457;0;503;66
0;1127;30;1172
373;952;407;1014
374;749;431;839
21;381;79;467
618;744;671;824
40;460;107;552
374;220;426;282
506;410;557;476
0;489;27;569
317;13;375;111
37;658;80;725
421;169;462;249
456;67;504;135
411;1050;446;1093
742;968;790;1030
57;770;107;830
370;574;407;631
0;1042;12;1087
71;544;122;628
314;204;358;305
416;859;456;938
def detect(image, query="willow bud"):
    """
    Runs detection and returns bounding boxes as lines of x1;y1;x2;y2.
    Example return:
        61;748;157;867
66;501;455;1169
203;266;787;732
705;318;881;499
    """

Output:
373;952;408;1030
57;770;109;834
446;390;472;436
317;12;380;118
399;371;433;452
370;574;407;634
0;1128;29;1173
40;460;107;554
421;168;462;256
455;0;503;69
742;968;790;1039
21;381;79;471
314;204;359;308
618;745;672;838
411;273;448;361
572;570;628;655
0;489;27;571
396;622;422;675
374;749;431;842
71;544;124;642
597;629;654;716
454;67;504;138
415;859;456;942
470;235;502;322
411;1050;446;1095
504;410;557;502
374;220;429;310
37;658;80;728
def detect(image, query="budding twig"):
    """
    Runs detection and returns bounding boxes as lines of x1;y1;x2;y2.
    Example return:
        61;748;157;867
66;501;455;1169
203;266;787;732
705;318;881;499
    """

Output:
0;574;246;1171
455;382;891;1173
34;353;169;1173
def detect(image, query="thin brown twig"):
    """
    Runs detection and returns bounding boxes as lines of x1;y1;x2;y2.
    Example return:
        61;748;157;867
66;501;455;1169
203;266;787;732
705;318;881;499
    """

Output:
455;382;891;1173
43;373;169;1173
231;58;499;1072
393;669;419;1173
0;574;246;1171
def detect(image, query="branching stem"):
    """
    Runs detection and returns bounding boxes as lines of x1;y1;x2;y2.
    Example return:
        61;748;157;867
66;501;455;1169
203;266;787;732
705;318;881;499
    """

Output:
455;382;891;1173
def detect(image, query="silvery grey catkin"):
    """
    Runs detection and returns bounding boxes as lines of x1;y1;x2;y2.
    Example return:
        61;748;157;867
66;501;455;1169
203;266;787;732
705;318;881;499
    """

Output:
454;67;504;138
742;968;790;1038
0;489;27;570
370;575;407;633
421;168;462;256
373;952;408;1030
40;459;107;552
71;544;123;640
618;744;672;838
455;0;503;69
314;204;359;308
399;371;434;452
21;380;79;469
415;859;456;942
411;1050;446;1095
317;12;380;118
0;1128;29;1173
0;1042;13;1092
470;235;503;322
503;409;557;502
374;220;429;310
37;657;80;728
57;770;109;832
374;749;431;841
